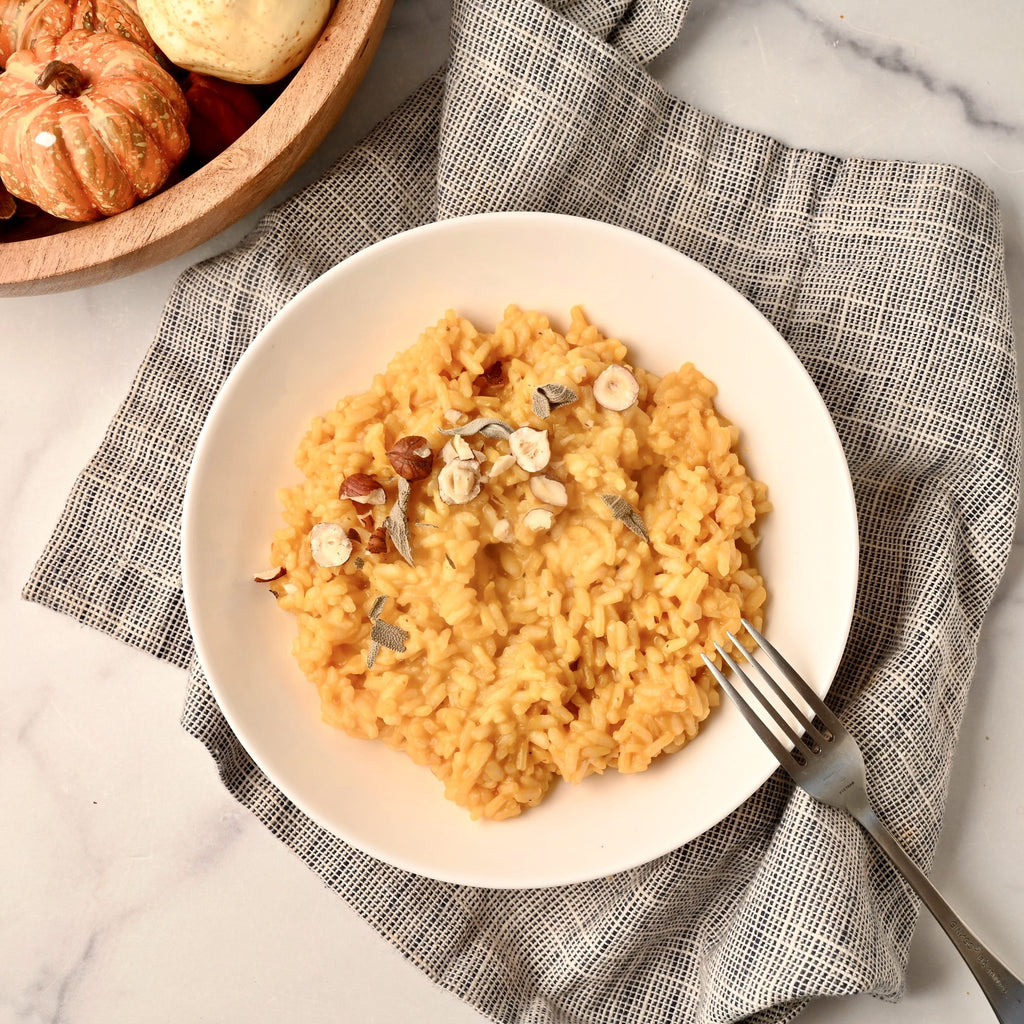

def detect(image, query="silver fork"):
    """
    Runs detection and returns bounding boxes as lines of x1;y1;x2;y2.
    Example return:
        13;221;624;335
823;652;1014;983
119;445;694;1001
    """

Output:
701;619;1024;1023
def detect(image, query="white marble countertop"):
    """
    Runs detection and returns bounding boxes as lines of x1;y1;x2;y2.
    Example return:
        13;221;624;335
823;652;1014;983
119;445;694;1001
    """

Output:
3;1;1023;1021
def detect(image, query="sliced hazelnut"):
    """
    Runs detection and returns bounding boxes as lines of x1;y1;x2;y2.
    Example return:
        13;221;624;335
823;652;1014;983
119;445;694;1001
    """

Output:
523;508;555;532
443;408;463;424
593;364;639;411
339;473;386;508
387;435;434;480
509;426;550;472
488;452;518;478
529;475;568;507
253;566;286;583
493;518;514;543
438;458;483;505
310;522;353;567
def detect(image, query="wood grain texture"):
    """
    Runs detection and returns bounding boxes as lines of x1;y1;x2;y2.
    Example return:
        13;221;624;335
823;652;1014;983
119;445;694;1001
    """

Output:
0;0;393;296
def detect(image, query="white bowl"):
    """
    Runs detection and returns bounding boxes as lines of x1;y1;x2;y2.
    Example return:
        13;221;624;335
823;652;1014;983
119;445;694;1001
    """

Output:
182;212;859;888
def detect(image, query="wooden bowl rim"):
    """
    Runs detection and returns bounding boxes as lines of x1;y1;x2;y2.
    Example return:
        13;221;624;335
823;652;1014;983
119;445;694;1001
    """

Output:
0;0;392;296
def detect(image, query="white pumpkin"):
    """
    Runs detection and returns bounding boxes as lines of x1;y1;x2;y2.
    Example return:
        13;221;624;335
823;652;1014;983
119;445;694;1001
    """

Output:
136;0;332;84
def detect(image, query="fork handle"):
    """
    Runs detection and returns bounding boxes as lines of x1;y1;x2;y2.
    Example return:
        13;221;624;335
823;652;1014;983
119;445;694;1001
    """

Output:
851;803;1024;1022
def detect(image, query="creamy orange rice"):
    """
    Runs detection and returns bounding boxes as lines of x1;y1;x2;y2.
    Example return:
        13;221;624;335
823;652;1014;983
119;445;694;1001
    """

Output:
265;305;770;821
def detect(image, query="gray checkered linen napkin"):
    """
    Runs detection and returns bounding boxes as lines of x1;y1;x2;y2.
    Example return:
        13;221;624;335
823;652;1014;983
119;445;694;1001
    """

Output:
23;0;1020;1021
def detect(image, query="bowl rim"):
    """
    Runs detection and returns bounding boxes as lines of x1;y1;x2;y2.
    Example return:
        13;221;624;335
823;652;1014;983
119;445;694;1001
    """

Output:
0;0;393;297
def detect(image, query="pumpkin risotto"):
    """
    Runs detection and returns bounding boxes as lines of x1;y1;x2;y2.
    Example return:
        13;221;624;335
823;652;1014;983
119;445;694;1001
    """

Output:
263;305;770;821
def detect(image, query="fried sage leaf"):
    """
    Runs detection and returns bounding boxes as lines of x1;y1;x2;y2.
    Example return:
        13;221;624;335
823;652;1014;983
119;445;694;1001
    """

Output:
440;417;515;439
371;617;410;652
532;383;579;419
366;595;386;667
600;493;650;542
366;595;410;667
383;476;414;565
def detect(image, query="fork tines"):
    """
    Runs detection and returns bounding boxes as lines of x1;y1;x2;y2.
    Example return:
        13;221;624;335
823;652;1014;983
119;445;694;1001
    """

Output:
701;619;837;773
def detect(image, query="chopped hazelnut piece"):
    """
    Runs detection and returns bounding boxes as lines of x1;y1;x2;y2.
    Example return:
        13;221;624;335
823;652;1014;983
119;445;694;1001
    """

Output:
523;508;555;532
529;475;568;507
509;426;550;472
310;522;353;567
339;473;386;508
477;361;505;388
441;435;478;464
489;453;517;478
593;365;639;411
493;518;514;543
366;526;387;554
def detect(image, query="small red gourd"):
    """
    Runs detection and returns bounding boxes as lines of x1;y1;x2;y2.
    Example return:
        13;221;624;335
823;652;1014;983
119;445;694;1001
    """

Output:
0;0;155;69
0;30;189;221
182;72;264;162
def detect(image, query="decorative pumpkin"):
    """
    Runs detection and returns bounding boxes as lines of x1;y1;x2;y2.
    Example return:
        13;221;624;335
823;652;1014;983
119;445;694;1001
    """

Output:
0;0;156;69
136;0;332;85
0;30;189;221
182;72;263;162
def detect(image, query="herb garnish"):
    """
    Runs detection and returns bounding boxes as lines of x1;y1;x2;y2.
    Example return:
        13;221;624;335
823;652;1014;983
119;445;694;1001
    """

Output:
440;417;515;439
600;493;650;542
532;383;579;418
371;618;410;653
383;476;414;565
366;596;410;668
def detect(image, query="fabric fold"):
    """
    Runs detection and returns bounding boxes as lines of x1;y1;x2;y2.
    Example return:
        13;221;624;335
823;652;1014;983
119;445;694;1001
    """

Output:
23;0;1019;1021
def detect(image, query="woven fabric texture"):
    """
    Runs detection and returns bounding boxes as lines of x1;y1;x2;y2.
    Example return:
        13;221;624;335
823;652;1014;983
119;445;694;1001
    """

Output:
24;0;1020;1022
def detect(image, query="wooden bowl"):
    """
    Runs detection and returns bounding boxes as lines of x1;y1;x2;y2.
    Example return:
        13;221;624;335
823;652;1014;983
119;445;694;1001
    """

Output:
0;0;393;297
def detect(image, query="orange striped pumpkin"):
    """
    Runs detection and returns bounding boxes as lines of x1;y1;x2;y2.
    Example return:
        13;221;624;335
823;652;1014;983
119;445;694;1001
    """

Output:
0;30;189;221
0;0;155;69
